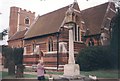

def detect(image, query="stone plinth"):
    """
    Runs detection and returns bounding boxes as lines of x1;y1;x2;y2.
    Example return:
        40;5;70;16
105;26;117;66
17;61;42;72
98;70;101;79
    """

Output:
53;74;92;81
64;64;80;76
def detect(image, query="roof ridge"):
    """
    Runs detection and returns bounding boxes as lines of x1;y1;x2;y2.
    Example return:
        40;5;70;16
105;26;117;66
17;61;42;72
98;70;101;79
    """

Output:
82;2;110;11
39;5;70;17
101;2;113;29
39;2;79;17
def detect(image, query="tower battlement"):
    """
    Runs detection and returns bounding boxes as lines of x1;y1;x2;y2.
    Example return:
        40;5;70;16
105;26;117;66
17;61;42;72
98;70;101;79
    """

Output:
10;6;35;14
19;8;35;14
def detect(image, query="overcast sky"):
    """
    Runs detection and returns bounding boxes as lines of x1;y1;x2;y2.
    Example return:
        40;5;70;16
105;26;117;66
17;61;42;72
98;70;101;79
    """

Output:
0;0;108;45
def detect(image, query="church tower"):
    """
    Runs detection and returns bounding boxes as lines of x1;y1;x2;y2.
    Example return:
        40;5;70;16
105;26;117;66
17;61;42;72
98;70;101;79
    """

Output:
9;6;35;38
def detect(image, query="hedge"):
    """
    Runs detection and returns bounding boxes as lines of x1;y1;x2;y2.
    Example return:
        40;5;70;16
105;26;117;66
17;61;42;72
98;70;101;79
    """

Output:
76;46;113;71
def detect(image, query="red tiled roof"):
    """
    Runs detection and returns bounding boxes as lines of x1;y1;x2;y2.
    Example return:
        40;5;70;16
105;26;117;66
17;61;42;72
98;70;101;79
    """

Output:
8;30;27;41
24;3;80;39
8;2;116;41
81;2;115;35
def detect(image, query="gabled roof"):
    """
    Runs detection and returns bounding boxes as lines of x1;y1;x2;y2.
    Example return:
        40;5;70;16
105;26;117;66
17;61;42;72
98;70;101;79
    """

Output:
81;2;115;35
8;30;27;41
8;2;115;41
24;2;80;39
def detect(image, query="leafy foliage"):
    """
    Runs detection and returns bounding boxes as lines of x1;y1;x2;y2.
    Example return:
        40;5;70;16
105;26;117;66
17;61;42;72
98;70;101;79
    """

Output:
0;29;8;40
2;46;24;65
2;29;8;36
76;46;112;71
110;8;120;69
14;47;24;65
2;46;24;75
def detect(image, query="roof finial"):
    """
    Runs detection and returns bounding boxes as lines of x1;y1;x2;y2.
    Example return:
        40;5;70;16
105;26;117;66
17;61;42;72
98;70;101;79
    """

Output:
74;0;77;3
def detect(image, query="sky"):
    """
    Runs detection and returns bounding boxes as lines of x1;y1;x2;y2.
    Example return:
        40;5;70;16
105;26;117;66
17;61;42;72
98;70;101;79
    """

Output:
0;0;108;45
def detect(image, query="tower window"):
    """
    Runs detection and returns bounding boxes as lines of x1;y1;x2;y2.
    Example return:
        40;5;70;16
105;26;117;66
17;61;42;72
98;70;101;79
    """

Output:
25;17;30;25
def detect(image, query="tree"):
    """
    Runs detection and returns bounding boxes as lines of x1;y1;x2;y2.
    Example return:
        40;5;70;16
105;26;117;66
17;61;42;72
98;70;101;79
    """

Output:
0;29;8;40
110;8;120;69
2;46;24;76
14;47;24;78
14;48;24;65
2;46;15;75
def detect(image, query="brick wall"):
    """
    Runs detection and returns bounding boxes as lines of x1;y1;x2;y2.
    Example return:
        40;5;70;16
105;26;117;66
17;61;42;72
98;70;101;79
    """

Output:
8;39;24;48
23;54;39;66
24;34;58;54
9;7;19;38
23;31;86;68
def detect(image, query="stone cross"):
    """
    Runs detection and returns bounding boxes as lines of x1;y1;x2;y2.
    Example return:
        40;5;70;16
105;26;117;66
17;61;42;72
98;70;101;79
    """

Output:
68;25;75;64
63;3;80;76
63;22;80;76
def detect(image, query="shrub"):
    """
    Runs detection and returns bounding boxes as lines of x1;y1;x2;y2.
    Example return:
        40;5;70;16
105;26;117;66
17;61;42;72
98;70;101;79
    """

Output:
76;46;112;71
14;47;24;65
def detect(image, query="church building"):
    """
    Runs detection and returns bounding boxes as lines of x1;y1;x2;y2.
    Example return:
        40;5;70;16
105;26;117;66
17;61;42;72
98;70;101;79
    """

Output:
8;1;116;71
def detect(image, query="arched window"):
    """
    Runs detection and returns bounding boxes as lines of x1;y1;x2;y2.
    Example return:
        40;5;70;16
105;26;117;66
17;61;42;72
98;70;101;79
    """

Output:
48;37;53;52
25;17;30;25
32;43;36;53
59;42;67;53
73;25;80;41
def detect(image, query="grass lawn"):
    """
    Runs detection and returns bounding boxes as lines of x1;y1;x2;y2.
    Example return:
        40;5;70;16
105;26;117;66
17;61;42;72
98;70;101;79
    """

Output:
0;71;8;78
81;70;119;78
1;71;49;79
46;70;119;78
1;70;119;79
0;71;37;79
46;71;63;75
